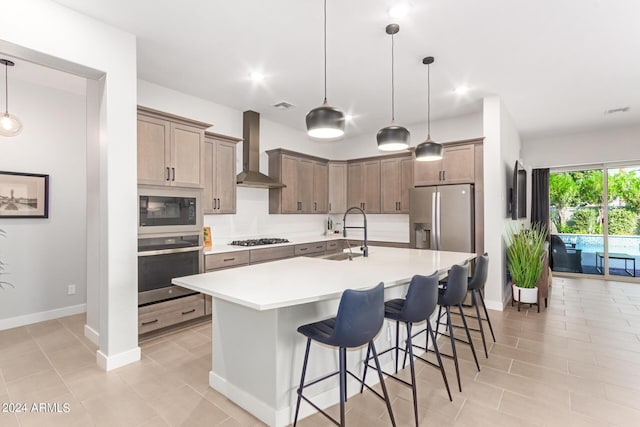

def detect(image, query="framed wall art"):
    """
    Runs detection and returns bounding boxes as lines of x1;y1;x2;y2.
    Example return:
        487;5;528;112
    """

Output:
0;171;49;218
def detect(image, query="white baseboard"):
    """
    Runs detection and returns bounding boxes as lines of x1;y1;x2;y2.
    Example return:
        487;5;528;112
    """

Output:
84;324;99;346
0;304;87;330
96;347;141;371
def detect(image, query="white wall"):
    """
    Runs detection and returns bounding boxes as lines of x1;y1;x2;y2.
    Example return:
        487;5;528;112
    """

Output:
483;96;525;310
1;0;139;370
522;124;640;168
0;78;87;326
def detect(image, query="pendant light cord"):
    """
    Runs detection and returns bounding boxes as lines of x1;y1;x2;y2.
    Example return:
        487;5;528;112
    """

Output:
427;62;431;139
4;62;8;114
391;33;395;122
323;0;327;103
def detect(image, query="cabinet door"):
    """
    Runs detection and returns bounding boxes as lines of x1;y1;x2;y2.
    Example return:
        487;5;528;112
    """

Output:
203;139;215;213
298;159;314;213
215;140;237;213
281;155;300;213
171;123;204;188
328;163;347;213
414;157;442;186
347;163;363;209
442;144;475;184
313;161;328;213
399;157;413;213
380;158;401;213
362;160;381;213
137;114;171;186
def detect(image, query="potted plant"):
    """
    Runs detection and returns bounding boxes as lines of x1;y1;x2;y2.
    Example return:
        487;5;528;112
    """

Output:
506;224;547;304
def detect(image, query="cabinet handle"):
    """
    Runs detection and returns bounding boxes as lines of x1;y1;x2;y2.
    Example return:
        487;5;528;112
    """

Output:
316;246;323;249
142;319;158;326
363;203;366;211
299;248;308;251
223;258;235;262
216;198;220;209
314;201;317;211
171;167;176;181
329;202;332;211
181;308;196;315
166;167;171;181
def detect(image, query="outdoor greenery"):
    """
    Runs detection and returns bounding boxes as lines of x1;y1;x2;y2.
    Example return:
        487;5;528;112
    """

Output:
550;169;640;235
506;224;547;289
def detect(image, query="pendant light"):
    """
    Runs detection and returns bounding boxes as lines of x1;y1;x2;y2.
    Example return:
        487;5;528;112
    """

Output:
415;56;443;161
306;0;345;139
377;24;409;152
0;59;22;137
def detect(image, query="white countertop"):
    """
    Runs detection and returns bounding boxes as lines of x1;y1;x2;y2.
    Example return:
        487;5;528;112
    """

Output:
174;247;476;311
204;234;347;255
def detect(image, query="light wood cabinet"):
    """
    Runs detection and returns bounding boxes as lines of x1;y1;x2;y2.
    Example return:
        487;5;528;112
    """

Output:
138;294;205;335
267;149;329;214
205;251;250;271
294;242;327;256
414;143;475;186
204;132;241;214
328;162;347;213
347;160;381;213
380;156;413;213
137;106;211;188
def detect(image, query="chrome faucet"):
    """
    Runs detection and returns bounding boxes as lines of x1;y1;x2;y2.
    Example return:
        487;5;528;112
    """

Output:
343;206;368;257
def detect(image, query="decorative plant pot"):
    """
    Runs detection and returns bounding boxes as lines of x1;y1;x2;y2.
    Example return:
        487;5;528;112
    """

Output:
512;284;538;304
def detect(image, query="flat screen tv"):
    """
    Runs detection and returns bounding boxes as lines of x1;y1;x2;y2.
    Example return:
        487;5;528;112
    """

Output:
511;160;527;220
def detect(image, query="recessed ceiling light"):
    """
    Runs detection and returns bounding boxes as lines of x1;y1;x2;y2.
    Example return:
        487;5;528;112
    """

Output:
249;71;265;82
604;106;630;115
454;86;469;95
388;3;410;19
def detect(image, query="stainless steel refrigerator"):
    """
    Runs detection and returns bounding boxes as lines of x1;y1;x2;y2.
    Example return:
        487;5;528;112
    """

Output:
409;184;475;252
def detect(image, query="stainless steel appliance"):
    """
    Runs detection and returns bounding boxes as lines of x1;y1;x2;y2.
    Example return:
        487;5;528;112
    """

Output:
138;234;202;306
138;187;202;234
229;238;290;246
409;184;474;252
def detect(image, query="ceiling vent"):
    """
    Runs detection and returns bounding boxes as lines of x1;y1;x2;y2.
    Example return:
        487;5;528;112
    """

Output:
272;101;295;111
604;107;630;115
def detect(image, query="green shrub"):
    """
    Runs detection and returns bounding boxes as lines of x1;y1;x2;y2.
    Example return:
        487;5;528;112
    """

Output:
608;208;638;235
569;208;599;234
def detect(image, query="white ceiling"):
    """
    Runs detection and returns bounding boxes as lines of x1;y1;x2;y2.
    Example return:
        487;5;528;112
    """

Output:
49;0;640;141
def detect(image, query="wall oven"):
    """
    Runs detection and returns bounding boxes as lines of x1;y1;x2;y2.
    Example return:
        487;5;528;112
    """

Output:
138;187;202;234
138;234;202;306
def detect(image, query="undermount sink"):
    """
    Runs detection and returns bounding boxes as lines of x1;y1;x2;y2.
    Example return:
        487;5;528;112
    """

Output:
316;252;363;261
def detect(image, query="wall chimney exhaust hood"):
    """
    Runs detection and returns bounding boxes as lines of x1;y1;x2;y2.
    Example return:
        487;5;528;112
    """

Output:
236;110;286;189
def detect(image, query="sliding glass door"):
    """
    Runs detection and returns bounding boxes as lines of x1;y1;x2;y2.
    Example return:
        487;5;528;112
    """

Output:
549;164;640;280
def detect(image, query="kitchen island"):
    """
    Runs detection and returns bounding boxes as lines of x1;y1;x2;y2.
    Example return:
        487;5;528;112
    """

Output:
173;246;475;426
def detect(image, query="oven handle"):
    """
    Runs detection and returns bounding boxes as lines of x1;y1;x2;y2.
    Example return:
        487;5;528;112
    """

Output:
137;246;203;257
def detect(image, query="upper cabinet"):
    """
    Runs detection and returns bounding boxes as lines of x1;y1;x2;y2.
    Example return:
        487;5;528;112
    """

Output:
204;132;241;214
137;106;211;188
328;162;347;213
380;155;413;213
267;149;329;214
347;160;381;213
414;143;475;186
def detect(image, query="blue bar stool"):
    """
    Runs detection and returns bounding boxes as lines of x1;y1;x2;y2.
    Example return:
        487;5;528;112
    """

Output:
360;272;451;427
293;283;396;427
433;263;480;392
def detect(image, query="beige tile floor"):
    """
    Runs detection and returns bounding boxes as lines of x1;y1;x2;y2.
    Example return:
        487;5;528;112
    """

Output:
1;275;640;426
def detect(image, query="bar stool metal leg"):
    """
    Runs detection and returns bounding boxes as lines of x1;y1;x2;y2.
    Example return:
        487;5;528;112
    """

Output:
427;322;452;401
339;347;346;425
478;289;496;342
405;323;419;427
459;303;480;371
472;291;489;358
445;306;462;392
294;338;312;427
370;342;397;427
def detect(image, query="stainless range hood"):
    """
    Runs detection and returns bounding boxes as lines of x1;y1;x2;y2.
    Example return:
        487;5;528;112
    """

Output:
236;110;285;189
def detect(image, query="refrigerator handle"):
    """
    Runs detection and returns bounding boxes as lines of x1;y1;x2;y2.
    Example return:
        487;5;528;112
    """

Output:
431;191;438;250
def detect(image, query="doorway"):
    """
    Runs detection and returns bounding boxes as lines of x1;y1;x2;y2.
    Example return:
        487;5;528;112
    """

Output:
549;164;640;280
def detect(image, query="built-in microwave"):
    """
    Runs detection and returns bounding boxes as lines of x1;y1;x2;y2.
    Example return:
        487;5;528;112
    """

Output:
138;187;202;234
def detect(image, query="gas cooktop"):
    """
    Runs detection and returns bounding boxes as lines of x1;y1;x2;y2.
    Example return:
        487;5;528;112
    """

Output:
229;238;290;247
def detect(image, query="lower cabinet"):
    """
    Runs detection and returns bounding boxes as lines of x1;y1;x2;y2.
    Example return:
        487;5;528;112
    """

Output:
138;294;206;335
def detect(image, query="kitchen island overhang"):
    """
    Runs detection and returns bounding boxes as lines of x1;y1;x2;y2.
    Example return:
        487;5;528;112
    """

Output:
173;246;476;427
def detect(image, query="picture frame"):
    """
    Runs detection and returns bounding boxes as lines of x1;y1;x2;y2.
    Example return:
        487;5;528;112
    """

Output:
0;171;49;218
